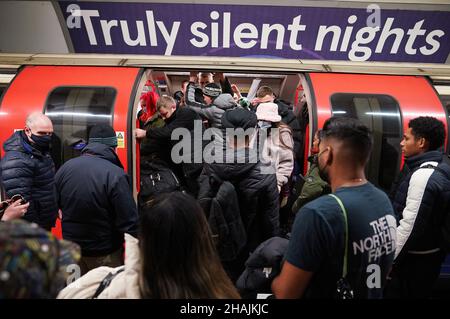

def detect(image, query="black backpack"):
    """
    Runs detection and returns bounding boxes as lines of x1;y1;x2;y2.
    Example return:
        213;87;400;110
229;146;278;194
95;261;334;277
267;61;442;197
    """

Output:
138;165;181;208
417;163;450;252
198;175;247;262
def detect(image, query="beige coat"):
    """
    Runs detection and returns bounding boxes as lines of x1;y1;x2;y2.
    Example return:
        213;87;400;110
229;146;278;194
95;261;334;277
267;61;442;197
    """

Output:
57;234;141;299
261;126;294;192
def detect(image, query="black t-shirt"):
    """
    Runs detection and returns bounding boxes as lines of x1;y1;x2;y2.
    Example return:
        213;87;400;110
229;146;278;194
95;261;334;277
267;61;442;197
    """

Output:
286;183;396;299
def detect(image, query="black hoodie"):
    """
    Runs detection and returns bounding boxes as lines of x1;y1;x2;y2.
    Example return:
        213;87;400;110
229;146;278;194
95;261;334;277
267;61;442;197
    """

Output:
55;143;138;256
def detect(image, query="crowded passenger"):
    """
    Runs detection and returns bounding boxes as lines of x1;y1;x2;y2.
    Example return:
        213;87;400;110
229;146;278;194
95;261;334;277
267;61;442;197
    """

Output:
58;192;240;299
137;91;159;129
255;102;294;193
252;86;302;160
135;95;203;198
1;112;58;231
272;117;396;299
185;81;238;129
386;116;450;298
291;129;331;214
198;108;280;280
55;124;139;275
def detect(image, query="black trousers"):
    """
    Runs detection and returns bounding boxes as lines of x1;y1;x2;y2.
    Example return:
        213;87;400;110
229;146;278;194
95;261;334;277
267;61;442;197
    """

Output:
385;251;446;298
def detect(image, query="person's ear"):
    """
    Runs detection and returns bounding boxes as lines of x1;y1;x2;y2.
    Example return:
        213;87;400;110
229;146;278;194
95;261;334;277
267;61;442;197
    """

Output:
418;137;428;150
325;146;333;165
24;126;31;136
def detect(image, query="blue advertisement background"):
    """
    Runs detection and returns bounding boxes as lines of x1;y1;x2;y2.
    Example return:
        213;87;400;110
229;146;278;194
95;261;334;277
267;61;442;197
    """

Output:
59;1;450;63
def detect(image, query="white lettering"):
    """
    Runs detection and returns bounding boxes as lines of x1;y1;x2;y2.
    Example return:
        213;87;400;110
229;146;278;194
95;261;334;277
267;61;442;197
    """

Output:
340;15;357;52
223;12;231;48
315;25;341;52
420;29;445;55
146;11;158;46
190;22;209;48
100;20;118;46
405;20;426;55
234;23;258;49
287;15;306;51
375;18;404;54
366;264;381;289
120;20;147;46
157;20;181;55
79;10;100;45
349;26;379;61
261;24;285;50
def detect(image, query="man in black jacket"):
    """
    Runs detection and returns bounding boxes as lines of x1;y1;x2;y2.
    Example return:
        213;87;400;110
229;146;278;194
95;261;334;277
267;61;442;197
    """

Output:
55;124;138;275
1;112;57;230
199;108;280;279
386;116;450;298
135;95;203;196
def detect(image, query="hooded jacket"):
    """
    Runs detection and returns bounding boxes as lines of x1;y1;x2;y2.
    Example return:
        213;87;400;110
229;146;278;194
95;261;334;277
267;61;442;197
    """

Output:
390;150;450;259
291;155;331;213
186;82;238;129
274;99;302;159
199;150;280;252
1;131;58;228
55;143;138;257
57;234;141;299
260;125;294;192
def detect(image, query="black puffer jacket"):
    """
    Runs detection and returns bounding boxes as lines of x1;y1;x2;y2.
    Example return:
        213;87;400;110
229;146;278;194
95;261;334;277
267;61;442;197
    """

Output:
1;131;57;228
390;151;450;259
274;99;302;159
199;151;280;252
55;143;138;257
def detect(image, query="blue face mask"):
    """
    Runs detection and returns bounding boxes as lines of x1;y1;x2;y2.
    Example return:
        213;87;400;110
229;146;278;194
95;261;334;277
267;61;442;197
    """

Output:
258;120;272;129
31;134;52;152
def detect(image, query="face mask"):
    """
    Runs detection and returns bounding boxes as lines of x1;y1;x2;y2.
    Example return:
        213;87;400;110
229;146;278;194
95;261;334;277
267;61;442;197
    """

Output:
258;120;272;129
317;147;330;183
31;134;52;152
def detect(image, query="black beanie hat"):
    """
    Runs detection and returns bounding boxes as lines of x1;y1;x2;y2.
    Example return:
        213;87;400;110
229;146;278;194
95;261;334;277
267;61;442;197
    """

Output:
221;108;257;130
88;124;118;148
202;83;222;98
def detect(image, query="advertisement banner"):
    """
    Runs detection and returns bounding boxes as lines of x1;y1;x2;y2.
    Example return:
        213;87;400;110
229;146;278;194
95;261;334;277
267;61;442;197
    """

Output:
59;1;450;63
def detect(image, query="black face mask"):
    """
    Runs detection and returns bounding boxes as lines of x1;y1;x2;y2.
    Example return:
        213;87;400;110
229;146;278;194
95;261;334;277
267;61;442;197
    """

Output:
318;161;330;183
31;134;52;152
317;148;330;183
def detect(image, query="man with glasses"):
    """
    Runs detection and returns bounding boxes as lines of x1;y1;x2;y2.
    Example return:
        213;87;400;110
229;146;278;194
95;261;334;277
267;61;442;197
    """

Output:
1;112;58;230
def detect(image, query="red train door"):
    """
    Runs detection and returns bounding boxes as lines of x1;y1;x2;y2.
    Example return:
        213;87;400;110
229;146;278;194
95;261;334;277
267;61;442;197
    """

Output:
306;73;446;192
0;65;143;237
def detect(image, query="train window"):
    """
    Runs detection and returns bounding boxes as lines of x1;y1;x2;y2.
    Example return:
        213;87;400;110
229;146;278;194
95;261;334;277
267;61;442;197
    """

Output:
44;87;116;169
330;93;402;193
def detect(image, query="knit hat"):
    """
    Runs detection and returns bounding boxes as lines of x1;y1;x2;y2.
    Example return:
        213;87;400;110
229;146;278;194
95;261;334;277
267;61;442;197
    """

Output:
256;103;281;123
202;83;222;98
88;124;118;148
0;220;80;299
222;108;257;130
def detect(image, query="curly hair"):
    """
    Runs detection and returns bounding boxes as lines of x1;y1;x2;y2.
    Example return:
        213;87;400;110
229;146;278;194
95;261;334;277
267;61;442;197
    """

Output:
409;116;445;151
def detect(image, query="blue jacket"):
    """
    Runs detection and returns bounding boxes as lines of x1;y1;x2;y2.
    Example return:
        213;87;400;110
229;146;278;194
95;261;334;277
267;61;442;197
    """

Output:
1;131;58;228
55;143;138;256
390;151;450;259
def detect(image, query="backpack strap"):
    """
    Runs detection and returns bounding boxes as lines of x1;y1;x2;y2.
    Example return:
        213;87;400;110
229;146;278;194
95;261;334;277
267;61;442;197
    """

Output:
92;267;125;299
328;194;349;278
420;163;450;180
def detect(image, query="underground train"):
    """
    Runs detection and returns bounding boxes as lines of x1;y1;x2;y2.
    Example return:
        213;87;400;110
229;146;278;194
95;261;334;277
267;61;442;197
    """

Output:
0;0;450;296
